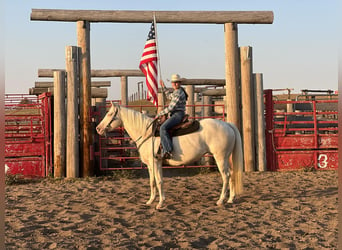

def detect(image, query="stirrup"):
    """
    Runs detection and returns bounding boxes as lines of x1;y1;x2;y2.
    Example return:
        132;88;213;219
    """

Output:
155;153;163;160
163;152;173;160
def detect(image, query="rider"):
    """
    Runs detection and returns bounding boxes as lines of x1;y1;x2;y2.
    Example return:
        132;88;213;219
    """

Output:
155;74;188;159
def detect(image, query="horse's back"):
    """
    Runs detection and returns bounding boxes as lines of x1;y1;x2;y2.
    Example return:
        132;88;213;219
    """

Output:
199;118;236;150
199;118;233;136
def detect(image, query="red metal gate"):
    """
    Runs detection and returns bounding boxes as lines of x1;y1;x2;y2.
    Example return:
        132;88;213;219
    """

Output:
93;102;224;171
5;93;52;177
264;90;338;171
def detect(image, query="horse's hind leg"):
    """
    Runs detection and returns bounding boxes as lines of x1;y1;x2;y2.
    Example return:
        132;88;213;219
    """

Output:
214;155;230;206
227;156;235;203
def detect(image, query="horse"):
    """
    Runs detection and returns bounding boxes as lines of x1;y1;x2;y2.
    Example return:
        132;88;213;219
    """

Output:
96;102;244;209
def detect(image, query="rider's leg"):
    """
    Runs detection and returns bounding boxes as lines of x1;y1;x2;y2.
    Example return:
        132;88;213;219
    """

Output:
159;111;184;154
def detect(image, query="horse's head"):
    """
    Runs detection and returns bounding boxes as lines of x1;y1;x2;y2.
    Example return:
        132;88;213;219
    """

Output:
96;102;122;136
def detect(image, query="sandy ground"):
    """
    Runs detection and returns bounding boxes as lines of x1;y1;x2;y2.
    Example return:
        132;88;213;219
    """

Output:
5;169;337;249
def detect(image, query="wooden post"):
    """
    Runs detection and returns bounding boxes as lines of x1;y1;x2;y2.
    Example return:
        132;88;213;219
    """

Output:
240;46;255;172
65;46;80;178
203;95;214;166
53;70;66;178
224;23;241;131
121;76;128;106
77;21;93;177
186;85;194;118
254;73;266;171
203;95;212;118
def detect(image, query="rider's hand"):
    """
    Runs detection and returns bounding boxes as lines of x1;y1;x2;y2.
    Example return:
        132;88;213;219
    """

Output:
159;80;165;88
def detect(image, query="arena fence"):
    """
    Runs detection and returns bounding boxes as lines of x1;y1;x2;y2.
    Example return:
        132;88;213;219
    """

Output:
264;90;338;171
5;93;52;177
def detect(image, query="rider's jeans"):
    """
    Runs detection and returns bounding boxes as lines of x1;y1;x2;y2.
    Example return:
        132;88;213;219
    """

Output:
160;110;185;154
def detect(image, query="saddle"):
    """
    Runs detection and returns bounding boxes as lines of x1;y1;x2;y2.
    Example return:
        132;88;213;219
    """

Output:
153;114;200;137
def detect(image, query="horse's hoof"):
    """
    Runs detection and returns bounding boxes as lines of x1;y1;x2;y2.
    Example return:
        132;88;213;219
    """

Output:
227;199;234;204
146;200;153;205
216;200;224;206
156;203;164;210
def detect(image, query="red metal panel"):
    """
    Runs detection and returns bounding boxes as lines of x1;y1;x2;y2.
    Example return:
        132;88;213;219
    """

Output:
275;150;338;170
5;158;45;177
5;94;52;178
274;135;338;150
264;90;338;171
5;143;45;157
319;135;338;148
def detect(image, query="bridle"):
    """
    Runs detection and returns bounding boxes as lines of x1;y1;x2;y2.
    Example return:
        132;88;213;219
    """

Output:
105;107;118;130
103;107;158;152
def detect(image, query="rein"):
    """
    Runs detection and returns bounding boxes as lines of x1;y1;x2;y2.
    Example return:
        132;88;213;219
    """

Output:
135;118;158;150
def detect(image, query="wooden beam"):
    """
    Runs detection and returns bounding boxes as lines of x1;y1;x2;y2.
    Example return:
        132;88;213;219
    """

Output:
179;78;225;86
35;81;111;88
31;9;274;24
91;69;144;77
29;87;108;98
201;89;226;96
38;69;144;77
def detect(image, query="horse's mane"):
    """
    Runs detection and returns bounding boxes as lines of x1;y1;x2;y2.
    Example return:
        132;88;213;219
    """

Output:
119;106;154;132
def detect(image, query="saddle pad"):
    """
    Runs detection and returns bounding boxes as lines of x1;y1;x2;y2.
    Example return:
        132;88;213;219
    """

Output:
153;120;200;137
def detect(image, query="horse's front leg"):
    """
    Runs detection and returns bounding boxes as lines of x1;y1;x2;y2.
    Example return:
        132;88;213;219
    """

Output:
146;165;157;205
153;160;165;209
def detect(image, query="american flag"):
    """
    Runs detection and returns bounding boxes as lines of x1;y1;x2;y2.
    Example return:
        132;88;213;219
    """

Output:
139;22;158;106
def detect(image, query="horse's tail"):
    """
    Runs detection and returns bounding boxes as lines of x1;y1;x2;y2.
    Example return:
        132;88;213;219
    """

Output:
230;124;244;195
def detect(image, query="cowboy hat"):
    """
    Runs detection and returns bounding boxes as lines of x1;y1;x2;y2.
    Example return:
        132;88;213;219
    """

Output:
171;74;181;83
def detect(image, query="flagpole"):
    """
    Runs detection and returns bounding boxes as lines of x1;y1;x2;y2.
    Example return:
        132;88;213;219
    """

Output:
153;13;162;83
153;13;166;109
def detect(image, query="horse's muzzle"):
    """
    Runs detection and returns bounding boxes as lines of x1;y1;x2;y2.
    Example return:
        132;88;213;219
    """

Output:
96;126;106;136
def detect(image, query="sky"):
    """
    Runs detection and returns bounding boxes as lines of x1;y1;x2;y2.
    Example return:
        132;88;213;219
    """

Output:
4;0;339;100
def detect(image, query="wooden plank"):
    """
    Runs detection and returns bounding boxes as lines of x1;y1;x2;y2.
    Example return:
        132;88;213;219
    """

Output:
31;9;274;24
29;87;108;98
35;81;111;88
179;78;225;86
201;89;226;96
91;69;144;77
38;69;144;77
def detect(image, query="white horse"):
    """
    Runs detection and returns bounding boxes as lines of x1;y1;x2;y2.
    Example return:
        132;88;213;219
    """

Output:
96;102;244;209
